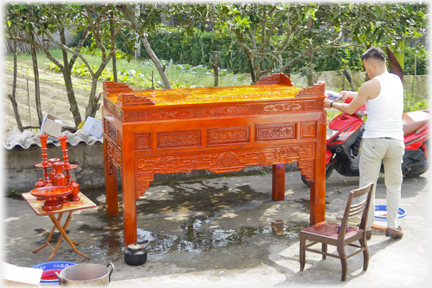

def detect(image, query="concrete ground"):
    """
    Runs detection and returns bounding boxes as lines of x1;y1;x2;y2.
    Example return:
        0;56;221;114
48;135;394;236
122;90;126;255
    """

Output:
3;169;431;287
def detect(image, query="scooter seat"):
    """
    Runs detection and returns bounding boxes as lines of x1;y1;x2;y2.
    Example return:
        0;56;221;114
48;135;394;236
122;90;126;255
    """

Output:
402;111;430;136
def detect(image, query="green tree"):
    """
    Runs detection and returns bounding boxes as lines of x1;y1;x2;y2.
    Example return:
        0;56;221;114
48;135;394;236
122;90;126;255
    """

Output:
6;3;126;125
119;4;172;88
339;3;427;70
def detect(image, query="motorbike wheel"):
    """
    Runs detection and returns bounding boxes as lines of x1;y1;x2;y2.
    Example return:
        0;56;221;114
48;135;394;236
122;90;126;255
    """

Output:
403;159;429;178
301;162;335;187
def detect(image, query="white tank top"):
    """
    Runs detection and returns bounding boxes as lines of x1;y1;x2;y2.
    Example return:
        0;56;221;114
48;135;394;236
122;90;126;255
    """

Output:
363;71;404;140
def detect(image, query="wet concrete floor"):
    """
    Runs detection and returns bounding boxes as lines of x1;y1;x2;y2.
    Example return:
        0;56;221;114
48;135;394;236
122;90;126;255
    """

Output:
2;170;431;286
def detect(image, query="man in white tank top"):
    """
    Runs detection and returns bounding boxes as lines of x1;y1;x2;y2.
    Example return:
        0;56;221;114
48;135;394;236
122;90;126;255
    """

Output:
324;47;404;240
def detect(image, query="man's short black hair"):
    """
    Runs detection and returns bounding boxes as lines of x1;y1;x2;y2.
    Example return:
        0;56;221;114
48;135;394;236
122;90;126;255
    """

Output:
361;47;386;62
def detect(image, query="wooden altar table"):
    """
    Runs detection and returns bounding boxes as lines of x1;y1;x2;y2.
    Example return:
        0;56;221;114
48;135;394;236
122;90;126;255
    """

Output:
102;73;326;246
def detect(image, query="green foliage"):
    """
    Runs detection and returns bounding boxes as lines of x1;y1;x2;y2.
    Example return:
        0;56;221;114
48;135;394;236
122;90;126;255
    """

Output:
116;28;250;74
46;47;250;90
403;45;428;75
9;189;19;196
79;46;130;60
404;91;429;112
117;26;427;76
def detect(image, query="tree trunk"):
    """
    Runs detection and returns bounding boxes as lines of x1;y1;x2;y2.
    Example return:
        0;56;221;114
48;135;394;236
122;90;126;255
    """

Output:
29;32;43;125
308;46;315;87
110;11;118;82
121;4;170;88
134;4;141;60
141;36;171;89
85;77;101;118
59;28;82;127
210;52;220;87
241;47;255;83
63;69;82;126
9;40;23;131
85;53;114;118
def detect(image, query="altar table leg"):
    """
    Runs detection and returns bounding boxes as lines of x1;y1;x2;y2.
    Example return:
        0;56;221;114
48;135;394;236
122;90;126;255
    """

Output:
272;164;285;201
121;169;137;246
310;112;327;224
104;140;119;217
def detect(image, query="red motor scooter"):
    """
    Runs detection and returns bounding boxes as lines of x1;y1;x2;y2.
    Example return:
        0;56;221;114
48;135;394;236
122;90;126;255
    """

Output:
301;95;430;187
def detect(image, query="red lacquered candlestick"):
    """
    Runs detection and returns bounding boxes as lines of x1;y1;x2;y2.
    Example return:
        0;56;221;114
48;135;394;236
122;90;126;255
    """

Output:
58;135;71;185
39;133;49;183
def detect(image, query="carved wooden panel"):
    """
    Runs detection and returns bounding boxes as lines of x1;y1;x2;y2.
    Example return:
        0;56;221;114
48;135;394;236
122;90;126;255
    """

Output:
125;112;147;122
120;99;323;122
136;174;154;197
106;139;122;173
108;122;117;143
157;130;201;149
135;144;314;175
255;73;293;86
118;93;155;106
104;99;124;121
296;82;325;97
103;81;133;95
135;133;152;151
206;106;250;116
149;110;192;120
256;123;296;141
207;127;249;145
301;122;316;138
298;160;314;181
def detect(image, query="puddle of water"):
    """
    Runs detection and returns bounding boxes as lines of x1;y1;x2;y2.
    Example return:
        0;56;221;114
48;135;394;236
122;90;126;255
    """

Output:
81;181;310;257
133;217;309;255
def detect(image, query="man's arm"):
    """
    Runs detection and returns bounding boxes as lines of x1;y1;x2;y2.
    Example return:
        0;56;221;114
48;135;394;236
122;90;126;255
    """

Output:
325;80;380;114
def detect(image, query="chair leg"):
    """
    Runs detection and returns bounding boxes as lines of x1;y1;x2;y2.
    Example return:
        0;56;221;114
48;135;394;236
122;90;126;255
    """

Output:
299;234;306;271
322;243;327;260
360;238;369;271
337;246;348;281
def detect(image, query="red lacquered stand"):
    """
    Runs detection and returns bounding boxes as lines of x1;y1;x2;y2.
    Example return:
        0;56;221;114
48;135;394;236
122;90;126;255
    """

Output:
26;133;89;261
30;186;71;211
23;191;95;261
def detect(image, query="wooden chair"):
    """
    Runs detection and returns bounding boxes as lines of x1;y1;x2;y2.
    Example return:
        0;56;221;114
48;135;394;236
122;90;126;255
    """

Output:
299;183;374;281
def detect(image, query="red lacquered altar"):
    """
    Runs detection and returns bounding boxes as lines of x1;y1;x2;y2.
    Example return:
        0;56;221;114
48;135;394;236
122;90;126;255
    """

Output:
102;73;326;246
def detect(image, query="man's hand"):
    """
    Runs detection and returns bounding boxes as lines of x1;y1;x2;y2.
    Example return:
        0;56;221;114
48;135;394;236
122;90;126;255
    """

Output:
340;91;357;101
324;98;333;109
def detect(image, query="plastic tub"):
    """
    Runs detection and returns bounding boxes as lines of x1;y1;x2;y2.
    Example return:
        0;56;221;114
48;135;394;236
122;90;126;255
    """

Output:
31;261;76;285
372;205;407;230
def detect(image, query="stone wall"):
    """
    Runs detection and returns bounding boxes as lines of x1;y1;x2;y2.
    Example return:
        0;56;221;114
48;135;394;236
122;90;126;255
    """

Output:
4;142;299;193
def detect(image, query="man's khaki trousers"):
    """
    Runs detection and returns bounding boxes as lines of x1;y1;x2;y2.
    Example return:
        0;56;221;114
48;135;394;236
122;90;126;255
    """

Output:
359;138;405;230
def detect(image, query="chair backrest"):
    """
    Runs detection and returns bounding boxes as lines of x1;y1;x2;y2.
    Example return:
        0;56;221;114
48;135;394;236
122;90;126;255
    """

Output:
338;183;374;240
